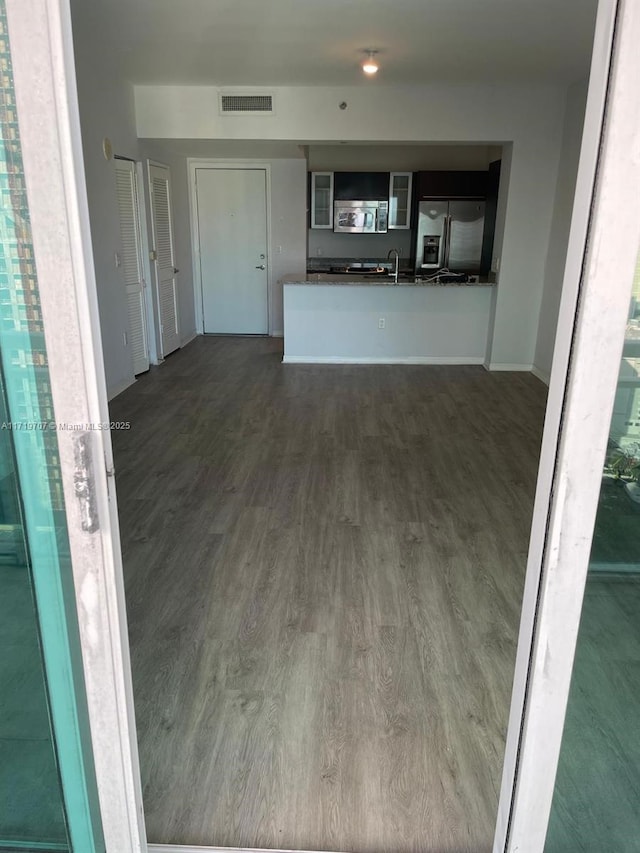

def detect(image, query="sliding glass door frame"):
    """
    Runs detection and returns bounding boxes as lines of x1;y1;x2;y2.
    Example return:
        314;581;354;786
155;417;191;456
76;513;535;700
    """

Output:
5;1;146;850
6;0;639;851
496;0;640;849
1;0;104;849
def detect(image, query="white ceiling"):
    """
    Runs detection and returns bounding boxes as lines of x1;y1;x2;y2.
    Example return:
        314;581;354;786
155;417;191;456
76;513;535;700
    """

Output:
72;0;599;88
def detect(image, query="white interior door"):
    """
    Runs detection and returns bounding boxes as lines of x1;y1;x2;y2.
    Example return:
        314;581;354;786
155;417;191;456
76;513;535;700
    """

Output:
196;168;268;334
115;160;149;375
148;162;180;357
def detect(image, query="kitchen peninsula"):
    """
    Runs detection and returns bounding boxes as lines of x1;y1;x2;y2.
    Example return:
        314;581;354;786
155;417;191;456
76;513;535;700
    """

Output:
282;275;495;364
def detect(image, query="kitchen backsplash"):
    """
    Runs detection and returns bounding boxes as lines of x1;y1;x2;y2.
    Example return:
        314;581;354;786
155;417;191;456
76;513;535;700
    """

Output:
308;228;413;261
306;257;414;272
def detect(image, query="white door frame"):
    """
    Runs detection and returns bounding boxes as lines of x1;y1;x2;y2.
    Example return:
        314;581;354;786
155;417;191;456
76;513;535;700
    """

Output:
6;0;147;849
8;0;639;852
494;0;618;845
188;159;273;335
499;0;640;848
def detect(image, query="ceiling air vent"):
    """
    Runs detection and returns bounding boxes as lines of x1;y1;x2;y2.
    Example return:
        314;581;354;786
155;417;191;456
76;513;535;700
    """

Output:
219;93;274;115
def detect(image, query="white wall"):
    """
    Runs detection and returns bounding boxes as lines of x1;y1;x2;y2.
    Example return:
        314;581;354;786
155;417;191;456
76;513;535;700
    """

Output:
135;83;567;369
533;81;588;382
267;158;308;334
70;1;140;398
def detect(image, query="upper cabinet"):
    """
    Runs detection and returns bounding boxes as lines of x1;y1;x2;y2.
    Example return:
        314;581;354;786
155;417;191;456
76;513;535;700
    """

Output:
309;168;493;231
388;172;413;229
333;171;390;201
309;170;410;230
310;172;334;229
416;170;488;200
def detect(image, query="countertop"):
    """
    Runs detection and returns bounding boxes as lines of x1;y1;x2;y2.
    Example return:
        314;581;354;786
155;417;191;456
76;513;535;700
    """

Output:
281;273;495;287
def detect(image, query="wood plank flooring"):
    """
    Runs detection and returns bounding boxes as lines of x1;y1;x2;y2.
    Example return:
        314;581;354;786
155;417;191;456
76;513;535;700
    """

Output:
110;336;547;852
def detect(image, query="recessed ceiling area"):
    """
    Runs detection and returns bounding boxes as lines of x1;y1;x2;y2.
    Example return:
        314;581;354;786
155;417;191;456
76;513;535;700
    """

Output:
71;0;599;87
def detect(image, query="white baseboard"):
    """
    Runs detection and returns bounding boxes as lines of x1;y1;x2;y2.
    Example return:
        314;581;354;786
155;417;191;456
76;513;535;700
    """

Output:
181;329;199;347
107;376;136;401
271;329;284;338
282;355;486;365
484;362;534;372
531;365;551;385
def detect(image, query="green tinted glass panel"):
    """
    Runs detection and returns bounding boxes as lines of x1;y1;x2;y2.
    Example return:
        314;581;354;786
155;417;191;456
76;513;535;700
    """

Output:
0;7;69;848
0;375;68;849
545;253;640;852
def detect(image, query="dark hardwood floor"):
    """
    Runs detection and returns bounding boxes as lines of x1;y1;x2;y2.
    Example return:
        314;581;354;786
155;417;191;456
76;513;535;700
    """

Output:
110;336;547;852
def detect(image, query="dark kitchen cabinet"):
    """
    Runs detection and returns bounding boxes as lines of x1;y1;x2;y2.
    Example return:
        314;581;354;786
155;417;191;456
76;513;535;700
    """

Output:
410;164;501;275
416;170;489;200
480;159;501;275
333;171;390;201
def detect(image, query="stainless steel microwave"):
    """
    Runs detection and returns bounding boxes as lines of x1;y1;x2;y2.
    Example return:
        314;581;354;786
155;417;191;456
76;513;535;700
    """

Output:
333;200;388;233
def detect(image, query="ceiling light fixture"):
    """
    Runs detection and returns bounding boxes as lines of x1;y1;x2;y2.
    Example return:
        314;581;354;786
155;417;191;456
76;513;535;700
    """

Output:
362;50;379;75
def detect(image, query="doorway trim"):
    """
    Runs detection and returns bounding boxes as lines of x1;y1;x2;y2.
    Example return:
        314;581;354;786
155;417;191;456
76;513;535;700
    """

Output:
188;159;273;336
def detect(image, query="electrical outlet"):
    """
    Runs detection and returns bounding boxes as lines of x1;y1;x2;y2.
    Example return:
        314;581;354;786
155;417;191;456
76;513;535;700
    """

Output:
378;318;385;329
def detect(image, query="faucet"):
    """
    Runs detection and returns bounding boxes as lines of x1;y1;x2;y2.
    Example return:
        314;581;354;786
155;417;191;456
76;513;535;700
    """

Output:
387;248;400;284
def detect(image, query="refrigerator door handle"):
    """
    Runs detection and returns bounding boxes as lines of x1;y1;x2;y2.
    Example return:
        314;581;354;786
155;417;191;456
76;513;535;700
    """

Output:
442;215;451;268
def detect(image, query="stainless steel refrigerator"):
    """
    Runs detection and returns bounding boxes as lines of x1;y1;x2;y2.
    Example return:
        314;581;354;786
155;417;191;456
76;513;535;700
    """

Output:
414;200;486;274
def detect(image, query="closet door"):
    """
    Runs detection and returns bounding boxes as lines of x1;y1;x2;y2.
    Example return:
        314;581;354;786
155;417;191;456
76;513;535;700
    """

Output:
148;162;180;357
115;160;149;375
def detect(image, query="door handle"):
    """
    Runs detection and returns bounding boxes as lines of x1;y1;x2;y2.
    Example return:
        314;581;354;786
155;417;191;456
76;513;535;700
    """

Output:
442;216;450;268
173;267;179;274
255;264;266;270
